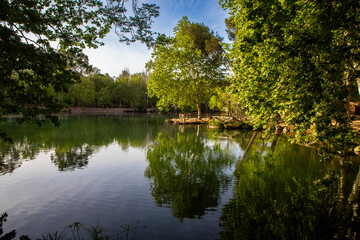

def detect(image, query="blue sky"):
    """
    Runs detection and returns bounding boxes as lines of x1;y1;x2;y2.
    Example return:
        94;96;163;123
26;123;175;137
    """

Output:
83;0;229;77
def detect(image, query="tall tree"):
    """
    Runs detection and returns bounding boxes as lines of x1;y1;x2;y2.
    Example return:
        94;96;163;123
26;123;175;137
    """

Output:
128;72;148;109
225;18;237;41
146;17;226;119
220;0;360;155
0;0;159;126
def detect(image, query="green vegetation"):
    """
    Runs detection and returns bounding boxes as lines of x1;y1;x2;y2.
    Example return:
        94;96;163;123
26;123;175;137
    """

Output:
2;1;360;238
1;117;359;238
0;213;141;240
146;17;226;119
209;89;242;117
220;0;360;155
1;0;359;155
0;0;159;126
62;71;151;109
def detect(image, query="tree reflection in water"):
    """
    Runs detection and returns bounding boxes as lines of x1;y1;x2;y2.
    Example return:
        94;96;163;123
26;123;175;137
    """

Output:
1;117;359;238
50;145;95;171
0;115;164;174
219;134;360;239
0;142;22;175
145;126;237;221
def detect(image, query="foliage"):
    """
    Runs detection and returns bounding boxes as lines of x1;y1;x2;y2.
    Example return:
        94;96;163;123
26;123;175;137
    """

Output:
209;87;243;116
64;71;150;108
0;0;159;126
208;119;225;129
220;0;360;154
146;17;226;118
224;18;237;41
0;213;16;240
0;212;141;240
39;232;65;240
85;223;109;240
124;72;148;109
0;213;31;240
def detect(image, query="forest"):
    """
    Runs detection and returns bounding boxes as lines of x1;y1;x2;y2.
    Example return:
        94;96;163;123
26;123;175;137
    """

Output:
56;70;152;109
1;0;360;155
1;0;360;239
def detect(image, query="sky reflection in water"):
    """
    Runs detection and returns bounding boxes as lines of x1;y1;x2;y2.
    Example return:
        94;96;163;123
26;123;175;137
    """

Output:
0;115;359;239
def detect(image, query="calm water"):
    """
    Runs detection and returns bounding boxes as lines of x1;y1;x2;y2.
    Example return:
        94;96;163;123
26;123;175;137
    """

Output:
0;115;359;239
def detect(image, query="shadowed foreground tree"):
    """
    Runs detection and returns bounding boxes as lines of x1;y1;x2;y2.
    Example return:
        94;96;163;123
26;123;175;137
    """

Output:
0;0;159;128
146;17;226;119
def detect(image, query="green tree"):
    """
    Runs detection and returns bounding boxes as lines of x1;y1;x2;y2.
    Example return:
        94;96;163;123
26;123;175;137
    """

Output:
112;71;148;109
89;73;114;107
114;75;131;107
128;72;148;109
0;0;159;126
209;87;242;116
67;76;96;107
225;18;237;41
220;0;360;155
97;86;114;107
146;17;226;119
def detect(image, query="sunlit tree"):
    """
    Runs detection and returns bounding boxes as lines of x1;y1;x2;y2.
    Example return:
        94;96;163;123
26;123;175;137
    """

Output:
146;17;226;119
220;0;360;155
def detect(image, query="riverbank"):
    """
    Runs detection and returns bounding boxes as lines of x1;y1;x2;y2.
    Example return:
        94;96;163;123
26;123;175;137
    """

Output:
60;107;155;115
165;117;210;125
165;115;253;130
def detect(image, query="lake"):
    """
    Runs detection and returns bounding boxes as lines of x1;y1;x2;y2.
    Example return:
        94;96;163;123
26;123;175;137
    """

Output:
0;115;359;239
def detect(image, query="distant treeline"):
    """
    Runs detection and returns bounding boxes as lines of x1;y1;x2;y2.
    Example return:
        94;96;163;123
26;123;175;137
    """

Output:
53;70;155;109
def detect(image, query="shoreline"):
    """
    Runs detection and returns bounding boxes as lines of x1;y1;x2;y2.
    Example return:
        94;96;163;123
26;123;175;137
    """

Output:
60;107;155;115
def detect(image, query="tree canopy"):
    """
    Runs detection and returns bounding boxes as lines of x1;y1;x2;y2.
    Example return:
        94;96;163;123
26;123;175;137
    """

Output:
220;0;360;155
0;0;159;126
146;17;226;119
62;71;150;109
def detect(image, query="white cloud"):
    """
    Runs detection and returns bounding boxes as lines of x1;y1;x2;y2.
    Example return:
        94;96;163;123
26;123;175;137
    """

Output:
83;0;229;76
83;33;152;77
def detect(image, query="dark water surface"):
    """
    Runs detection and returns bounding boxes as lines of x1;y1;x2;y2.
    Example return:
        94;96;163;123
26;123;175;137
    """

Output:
0;115;359;239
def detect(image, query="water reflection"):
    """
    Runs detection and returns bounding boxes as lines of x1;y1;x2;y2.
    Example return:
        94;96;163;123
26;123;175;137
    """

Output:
50;145;95;171
0;115;164;174
219;135;360;239
145;126;237;221
1;116;359;239
0;142;22;174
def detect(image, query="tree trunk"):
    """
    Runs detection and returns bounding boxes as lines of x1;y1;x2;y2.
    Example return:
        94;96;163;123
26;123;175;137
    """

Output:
241;132;258;161
228;100;232;116
270;134;278;153
234;132;258;175
197;103;202;120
